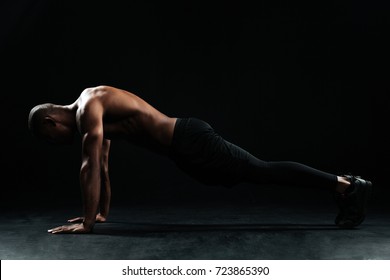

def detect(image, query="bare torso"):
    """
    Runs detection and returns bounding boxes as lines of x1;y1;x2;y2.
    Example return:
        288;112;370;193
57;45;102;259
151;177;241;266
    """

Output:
75;86;177;154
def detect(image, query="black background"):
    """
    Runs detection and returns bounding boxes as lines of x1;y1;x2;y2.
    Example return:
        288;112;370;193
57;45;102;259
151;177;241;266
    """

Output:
1;1;389;210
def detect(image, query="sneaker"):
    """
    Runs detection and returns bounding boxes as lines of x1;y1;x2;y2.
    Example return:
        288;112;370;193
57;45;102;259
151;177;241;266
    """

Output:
334;174;373;228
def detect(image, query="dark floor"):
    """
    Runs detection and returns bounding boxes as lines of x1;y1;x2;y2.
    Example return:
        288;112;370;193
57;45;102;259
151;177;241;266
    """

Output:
1;185;389;260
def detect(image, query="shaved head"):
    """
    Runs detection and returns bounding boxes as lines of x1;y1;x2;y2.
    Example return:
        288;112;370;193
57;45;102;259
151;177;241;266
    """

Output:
28;103;55;136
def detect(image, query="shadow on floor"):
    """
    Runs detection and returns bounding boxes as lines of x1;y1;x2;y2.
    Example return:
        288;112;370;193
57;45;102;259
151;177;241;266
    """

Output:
92;221;353;236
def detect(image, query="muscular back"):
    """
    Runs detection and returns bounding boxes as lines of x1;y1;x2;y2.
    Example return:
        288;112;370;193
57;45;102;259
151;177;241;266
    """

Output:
75;86;177;153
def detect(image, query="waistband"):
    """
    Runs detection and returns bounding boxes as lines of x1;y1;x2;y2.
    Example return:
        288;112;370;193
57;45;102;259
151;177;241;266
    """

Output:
171;118;190;149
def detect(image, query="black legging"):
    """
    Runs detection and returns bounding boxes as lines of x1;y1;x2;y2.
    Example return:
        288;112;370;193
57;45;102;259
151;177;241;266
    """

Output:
168;117;338;189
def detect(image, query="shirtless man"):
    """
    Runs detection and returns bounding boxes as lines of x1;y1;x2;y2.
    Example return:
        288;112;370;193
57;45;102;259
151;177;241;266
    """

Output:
28;85;373;233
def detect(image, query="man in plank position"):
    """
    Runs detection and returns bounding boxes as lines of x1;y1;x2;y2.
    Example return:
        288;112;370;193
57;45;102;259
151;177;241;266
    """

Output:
28;85;373;233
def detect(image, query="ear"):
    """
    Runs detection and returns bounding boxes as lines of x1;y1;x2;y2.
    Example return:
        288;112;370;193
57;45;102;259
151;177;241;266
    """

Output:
43;116;57;127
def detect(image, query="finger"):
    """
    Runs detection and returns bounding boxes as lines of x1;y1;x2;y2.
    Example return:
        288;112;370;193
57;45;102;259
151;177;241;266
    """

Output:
53;228;78;234
48;226;63;233
50;227;69;234
67;217;82;223
48;225;73;234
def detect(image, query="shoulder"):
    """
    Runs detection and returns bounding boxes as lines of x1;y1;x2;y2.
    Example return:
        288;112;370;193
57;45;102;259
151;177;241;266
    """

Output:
79;85;111;100
76;86;108;134
78;85;114;110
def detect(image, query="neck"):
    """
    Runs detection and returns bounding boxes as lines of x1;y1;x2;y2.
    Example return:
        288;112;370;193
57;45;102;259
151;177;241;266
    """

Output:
55;104;77;129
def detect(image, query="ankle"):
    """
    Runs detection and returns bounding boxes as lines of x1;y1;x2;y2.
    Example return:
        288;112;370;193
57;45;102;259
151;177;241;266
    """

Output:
335;176;351;193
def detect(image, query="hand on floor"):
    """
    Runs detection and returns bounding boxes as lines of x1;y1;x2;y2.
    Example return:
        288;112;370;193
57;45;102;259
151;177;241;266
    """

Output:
67;213;107;223
48;223;91;234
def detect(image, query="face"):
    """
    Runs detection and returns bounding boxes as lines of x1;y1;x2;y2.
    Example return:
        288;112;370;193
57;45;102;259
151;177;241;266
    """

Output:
39;119;74;145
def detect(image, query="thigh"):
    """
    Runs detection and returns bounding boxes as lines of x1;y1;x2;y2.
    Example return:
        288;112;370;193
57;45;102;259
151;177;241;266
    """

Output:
171;122;254;187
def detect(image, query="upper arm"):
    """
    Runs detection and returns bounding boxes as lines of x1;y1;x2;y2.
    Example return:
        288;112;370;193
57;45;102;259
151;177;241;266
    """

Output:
78;99;104;166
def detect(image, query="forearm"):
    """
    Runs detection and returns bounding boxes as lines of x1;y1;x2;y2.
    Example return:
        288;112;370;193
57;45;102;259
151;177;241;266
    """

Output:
99;170;111;218
99;138;111;219
80;163;101;230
